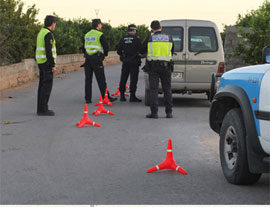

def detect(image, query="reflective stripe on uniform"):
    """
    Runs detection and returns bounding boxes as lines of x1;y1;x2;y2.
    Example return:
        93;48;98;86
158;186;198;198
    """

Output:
36;55;46;58
147;56;171;61
86;49;98;53
85;45;103;49
36;54;56;59
36;47;45;51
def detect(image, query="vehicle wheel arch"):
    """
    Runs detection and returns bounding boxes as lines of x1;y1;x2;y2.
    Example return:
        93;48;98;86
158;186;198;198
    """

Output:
209;85;269;173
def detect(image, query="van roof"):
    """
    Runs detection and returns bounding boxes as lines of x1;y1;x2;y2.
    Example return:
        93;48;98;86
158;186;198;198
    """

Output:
160;19;218;27
161;19;214;23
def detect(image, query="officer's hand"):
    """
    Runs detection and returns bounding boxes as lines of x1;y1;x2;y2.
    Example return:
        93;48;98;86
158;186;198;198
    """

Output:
139;53;146;58
52;67;56;73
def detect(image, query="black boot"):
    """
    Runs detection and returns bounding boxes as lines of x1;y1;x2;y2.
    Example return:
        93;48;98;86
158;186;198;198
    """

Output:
120;93;126;102
146;113;158;119
130;94;142;102
109;96;117;102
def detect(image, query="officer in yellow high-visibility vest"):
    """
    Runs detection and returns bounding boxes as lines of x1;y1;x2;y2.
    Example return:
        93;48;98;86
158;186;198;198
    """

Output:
140;20;174;119
36;15;57;116
82;19;117;103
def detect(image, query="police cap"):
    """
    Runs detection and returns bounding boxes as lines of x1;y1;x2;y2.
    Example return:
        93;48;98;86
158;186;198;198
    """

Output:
92;18;102;28
44;15;57;27
150;20;161;30
128;24;136;31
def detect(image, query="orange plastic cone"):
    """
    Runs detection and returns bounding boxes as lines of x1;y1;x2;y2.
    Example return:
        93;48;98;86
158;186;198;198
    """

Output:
103;89;113;107
111;86;129;97
93;96;114;116
76;104;101;128
146;139;187;175
94;89;113;107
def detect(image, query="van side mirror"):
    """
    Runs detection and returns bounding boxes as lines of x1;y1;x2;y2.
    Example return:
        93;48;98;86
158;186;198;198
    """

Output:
262;46;270;64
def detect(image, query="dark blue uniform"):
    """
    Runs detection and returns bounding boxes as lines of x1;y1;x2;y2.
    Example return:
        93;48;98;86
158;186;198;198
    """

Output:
117;32;142;101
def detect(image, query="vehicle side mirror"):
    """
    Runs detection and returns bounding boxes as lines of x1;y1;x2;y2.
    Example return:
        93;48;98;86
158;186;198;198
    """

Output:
262;46;270;64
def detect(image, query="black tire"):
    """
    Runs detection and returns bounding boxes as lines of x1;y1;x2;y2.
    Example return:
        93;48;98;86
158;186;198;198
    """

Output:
209;73;216;102
219;108;261;185
144;88;150;106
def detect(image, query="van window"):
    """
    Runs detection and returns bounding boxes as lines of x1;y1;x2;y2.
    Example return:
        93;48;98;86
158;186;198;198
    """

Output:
189;27;218;52
162;27;184;52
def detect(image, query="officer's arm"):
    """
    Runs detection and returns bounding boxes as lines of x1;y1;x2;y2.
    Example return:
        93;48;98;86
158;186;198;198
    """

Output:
81;38;86;54
44;33;55;68
139;35;149;56
170;36;175;55
100;34;109;56
117;38;123;56
136;36;142;52
171;43;175;55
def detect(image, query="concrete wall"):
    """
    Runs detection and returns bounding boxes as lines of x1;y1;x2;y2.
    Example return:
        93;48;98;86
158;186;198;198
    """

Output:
0;51;120;91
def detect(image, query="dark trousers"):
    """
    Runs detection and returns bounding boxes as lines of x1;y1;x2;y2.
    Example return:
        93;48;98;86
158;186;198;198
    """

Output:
119;59;139;95
84;59;108;102
37;63;53;112
148;64;173;114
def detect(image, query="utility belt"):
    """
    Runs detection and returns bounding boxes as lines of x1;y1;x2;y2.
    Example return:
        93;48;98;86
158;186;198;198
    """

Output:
121;54;139;61
142;60;174;72
150;60;170;68
80;52;104;68
88;51;105;61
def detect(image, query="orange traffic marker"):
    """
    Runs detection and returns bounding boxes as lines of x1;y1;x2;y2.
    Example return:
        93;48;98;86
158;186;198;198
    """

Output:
76;104;101;128
93;96;114;116
95;89;113;107
111;86;129;97
146;139;187;175
103;89;113;107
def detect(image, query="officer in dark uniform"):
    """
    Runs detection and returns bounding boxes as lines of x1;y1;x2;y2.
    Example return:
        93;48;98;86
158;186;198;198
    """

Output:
140;20;174;118
83;18;117;103
117;24;142;102
36;15;57;116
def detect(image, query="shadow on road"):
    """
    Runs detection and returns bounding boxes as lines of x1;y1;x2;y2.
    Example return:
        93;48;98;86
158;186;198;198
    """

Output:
156;94;210;108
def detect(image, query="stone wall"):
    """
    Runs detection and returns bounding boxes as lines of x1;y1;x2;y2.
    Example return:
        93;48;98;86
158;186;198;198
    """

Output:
0;51;120;91
224;26;252;71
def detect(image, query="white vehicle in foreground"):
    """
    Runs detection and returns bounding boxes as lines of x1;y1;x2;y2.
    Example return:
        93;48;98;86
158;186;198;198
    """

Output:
209;46;270;185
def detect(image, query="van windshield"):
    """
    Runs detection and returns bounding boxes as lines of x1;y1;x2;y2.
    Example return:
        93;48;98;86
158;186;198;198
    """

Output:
189;27;218;53
162;27;184;52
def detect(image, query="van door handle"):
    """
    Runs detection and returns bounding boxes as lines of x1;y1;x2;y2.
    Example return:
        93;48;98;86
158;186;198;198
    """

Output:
182;53;189;59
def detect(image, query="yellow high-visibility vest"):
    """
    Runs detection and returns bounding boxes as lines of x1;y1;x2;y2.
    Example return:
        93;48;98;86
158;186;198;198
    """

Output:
35;28;56;64
84;29;104;56
147;33;172;62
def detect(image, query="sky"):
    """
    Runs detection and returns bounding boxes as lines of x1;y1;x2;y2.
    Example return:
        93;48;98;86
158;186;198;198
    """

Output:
22;0;266;32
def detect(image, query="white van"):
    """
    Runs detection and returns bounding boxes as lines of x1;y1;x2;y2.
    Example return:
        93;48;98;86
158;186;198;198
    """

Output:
144;19;225;105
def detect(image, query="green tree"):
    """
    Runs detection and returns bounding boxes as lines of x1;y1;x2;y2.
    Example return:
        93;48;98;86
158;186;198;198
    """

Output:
0;0;40;65
235;0;270;64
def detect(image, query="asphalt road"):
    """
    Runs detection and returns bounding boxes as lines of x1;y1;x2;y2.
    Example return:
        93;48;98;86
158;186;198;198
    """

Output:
1;63;269;204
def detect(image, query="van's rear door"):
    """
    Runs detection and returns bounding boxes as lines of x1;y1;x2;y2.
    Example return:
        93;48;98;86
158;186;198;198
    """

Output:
161;20;186;83
186;20;220;84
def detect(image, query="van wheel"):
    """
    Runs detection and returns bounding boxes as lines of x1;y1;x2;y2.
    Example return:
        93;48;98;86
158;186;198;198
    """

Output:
219;108;261;185
145;88;150;106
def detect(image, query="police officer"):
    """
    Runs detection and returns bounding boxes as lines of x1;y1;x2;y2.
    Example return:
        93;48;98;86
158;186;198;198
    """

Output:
83;19;117;103
36;15;57;116
117;24;142;102
140;20;174;118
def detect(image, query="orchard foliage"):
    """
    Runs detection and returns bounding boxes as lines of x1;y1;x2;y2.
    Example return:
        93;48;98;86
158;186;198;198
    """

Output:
0;0;40;65
0;0;150;65
235;0;270;64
